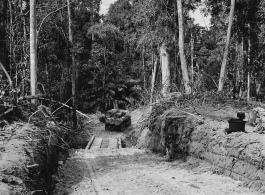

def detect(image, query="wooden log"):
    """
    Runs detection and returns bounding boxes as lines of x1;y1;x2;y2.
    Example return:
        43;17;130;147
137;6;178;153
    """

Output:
106;109;119;118
85;135;95;150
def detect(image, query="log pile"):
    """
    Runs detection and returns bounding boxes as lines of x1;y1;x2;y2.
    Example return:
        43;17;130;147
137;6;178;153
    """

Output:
102;109;131;131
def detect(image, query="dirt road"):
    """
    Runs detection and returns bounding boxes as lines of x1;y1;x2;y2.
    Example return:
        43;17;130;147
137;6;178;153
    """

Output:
53;110;261;195
53;147;261;195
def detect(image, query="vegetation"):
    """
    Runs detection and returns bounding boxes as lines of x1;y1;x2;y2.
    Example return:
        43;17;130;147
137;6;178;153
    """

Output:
0;0;265;124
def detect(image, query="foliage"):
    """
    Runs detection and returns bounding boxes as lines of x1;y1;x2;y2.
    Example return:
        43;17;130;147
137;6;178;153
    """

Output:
1;0;265;115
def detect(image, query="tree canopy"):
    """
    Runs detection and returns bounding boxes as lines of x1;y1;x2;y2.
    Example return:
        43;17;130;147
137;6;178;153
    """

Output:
0;0;265;115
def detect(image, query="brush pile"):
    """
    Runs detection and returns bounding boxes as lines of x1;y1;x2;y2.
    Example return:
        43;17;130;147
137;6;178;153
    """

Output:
0;102;90;195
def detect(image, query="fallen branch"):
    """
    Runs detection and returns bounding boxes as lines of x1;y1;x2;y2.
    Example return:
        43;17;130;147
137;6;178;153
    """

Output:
28;109;41;123
202;71;218;89
39;98;90;119
19;96;90;120
58;123;72;130
0;61;17;105
26;164;39;168
18;95;46;101
0;104;16;108
51;98;71;116
31;190;43;194
180;110;204;123
0;167;8;172
0;61;13;90
0;108;13;118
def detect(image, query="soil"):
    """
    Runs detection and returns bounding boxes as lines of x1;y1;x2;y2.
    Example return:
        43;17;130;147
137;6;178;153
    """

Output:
52;107;262;195
0;105;91;195
0;123;31;195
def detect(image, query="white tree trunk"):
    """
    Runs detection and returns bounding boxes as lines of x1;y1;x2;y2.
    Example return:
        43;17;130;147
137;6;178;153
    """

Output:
191;32;194;86
160;43;170;96
177;0;191;94
22;7;27;96
247;72;250;103
239;35;244;98
150;54;158;103
247;27;251;103
30;0;37;99
218;0;235;92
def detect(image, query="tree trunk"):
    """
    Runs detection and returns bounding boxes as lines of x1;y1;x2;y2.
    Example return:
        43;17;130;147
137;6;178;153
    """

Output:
195;62;201;91
67;0;77;127
8;1;13;77
173;2;178;86
60;71;64;102
191;32;194;90
160;43;170;96
1;0;8;67
247;25;251;103
239;35;244;98
233;40;238;99
218;0;235;92
22;9;27;97
103;48;106;110
30;0;37;102
142;50;146;90
177;0;190;94
150;54;158;103
247;72;250;103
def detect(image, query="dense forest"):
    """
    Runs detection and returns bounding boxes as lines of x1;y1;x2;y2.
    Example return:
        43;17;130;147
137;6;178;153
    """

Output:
0;0;265;123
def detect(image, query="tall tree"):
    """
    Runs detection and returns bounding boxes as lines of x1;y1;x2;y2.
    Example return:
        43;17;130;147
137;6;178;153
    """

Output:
191;32;194;84
0;0;8;65
218;0;235;92
67;0;77;127
150;54;158;103
177;0;191;94
160;43;170;96
30;0;37;100
247;23;251;103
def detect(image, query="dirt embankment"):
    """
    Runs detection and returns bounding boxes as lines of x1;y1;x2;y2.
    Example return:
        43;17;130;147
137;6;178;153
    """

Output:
0;109;91;195
0;122;74;195
125;105;265;192
191;119;265;191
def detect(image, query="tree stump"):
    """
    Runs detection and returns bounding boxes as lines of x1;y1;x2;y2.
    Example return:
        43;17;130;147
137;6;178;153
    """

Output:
248;110;257;126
